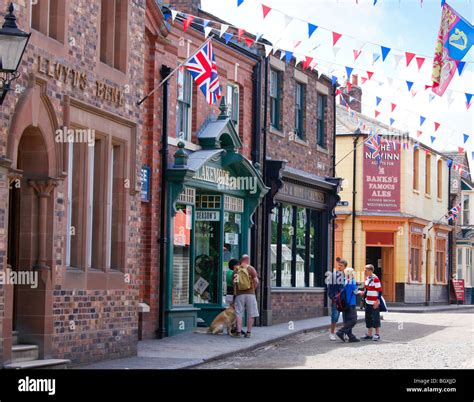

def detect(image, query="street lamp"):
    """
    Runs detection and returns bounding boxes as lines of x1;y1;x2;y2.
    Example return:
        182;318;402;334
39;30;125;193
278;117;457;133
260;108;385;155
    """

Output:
0;2;31;105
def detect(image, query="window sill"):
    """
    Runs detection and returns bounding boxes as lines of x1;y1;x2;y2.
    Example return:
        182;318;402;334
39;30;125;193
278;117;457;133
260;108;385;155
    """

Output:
96;61;128;85
413;189;420;195
437;197;443;202
271;287;326;293
425;194;432;199
269;126;285;137
316;145;329;154
30;29;67;58
294;137;309;147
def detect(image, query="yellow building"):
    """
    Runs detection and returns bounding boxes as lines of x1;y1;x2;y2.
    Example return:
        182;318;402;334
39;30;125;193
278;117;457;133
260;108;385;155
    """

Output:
335;106;452;304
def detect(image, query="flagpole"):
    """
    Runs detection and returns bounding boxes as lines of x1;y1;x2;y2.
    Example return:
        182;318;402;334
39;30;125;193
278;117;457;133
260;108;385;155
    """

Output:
137;35;214;106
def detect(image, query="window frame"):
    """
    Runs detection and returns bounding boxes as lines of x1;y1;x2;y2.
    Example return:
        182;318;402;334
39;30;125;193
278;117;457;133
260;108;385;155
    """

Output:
413;148;420;191
226;83;239;133
317;93;327;148
270;69;282;131
295;81;305;139
410;231;422;282
425;153;431;196
437;159;443;199
462;194;470;225
31;0;66;43
176;67;193;141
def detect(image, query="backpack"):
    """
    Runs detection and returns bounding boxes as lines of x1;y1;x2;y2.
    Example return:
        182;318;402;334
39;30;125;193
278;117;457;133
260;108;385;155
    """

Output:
335;288;350;312
235;266;252;291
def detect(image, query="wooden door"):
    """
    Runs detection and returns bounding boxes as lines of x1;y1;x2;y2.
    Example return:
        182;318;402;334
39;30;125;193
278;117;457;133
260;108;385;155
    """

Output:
381;247;394;302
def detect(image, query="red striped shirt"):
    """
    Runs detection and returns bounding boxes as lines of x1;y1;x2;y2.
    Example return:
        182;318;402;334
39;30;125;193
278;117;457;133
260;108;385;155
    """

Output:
365;275;382;305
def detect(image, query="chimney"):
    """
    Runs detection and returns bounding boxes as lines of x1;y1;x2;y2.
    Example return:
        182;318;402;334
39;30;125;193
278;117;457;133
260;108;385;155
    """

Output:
169;0;201;15
340;74;362;113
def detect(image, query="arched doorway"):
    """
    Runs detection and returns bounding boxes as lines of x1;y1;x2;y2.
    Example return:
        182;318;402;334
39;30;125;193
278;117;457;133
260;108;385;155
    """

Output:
7;125;55;357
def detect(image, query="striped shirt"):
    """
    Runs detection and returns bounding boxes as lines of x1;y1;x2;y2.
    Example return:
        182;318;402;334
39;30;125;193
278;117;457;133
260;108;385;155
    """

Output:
364;275;382;305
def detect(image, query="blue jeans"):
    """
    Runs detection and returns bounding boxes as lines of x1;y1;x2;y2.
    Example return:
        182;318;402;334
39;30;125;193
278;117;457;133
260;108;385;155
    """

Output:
331;302;341;324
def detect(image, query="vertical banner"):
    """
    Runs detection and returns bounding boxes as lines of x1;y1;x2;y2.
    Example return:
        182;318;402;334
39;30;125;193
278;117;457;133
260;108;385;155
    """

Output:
363;139;401;212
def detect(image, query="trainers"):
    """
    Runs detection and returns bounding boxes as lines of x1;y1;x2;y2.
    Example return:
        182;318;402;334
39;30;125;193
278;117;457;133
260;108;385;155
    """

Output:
329;333;337;341
244;332;251;338
373;334;380;341
348;337;360;343
335;331;346;342
361;334;373;340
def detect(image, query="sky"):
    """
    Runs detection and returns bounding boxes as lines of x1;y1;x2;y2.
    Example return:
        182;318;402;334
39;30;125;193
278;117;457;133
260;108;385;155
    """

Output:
200;0;474;171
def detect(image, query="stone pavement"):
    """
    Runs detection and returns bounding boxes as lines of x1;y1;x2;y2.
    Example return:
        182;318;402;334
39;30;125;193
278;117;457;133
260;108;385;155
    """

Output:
76;312;364;369
387;304;474;313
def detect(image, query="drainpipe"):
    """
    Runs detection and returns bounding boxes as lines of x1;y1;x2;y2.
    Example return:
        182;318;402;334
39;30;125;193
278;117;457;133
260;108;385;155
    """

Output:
351;132;361;268
331;82;337;270
447;162;453;302
157;65;171;339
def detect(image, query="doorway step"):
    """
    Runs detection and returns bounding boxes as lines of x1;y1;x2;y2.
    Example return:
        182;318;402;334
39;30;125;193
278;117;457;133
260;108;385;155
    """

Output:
3;331;70;369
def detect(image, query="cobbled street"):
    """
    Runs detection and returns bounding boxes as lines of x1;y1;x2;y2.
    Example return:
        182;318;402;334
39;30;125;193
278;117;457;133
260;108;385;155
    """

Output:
197;311;474;369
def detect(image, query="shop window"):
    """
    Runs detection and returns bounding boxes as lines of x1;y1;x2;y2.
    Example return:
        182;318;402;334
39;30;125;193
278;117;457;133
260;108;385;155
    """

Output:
425;153;431;195
410;232;422;282
295;82;305;139
270;69;282;130
100;0;128;72
413;148;419;191
173;204;193;305
437;159;443;199
463;194;470;225
457;248;463;279
435;237;447;283
271;203;322;288
226;83;239;133
317;94;327;148
176;67;192;141
196;194;221;209
178;187;196;204
31;0;65;42
224;195;244;213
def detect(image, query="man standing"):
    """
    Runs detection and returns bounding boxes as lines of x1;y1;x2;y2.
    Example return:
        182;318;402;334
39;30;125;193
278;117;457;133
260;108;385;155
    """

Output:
360;264;382;341
232;255;259;338
335;268;360;343
327;258;347;340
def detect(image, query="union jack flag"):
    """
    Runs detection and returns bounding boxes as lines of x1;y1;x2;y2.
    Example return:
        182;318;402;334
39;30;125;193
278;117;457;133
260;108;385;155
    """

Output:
185;41;221;105
447;203;461;222
366;133;382;165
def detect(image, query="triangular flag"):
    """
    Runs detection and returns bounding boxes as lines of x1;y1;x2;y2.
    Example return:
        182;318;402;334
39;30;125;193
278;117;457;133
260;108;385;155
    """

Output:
262;4;272;19
183;15;194;32
285;50;293;64
171;9;178;22
333;46;341;58
420;116;426;126
424;84;432;90
238;28;245;41
463;134;469;143
244;37;254;48
415;56;425;71
220;23;229;37
405;52;415;66
373;0;378;4
434;122;440;131
458;147;465;154
391;103;397;112
361;77;367;84
373;53;381;64
375;110;380;118
467;101;472;110
224;32;233;44
393;54;403;67
465;93;473;105
417;130;423;137
204;26;213;38
332;75;338;86
353;49;362;61
387;77;393;87
346;66;354;80
411;89;418;98
367;71;374;80
303;56;314;70
381;46;391;61
429;93;436;103
264;44;273;57
283;15;293;29
430;136;436;144
390;118;395;126
237;0;245;6
308;23;318;38
346;82;352;92
333;32;342;46
406;81;414;91
376;96;382;106
457;61;466;76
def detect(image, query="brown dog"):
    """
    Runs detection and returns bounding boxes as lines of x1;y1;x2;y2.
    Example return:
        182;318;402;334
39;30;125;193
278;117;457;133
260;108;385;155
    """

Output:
208;306;237;335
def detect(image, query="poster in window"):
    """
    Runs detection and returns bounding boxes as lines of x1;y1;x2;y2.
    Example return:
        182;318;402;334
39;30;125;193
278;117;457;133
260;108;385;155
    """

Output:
174;209;191;246
363;139;401;212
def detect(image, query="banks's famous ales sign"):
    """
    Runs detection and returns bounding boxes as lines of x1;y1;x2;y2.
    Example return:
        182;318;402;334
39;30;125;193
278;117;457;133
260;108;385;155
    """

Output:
363;137;401;212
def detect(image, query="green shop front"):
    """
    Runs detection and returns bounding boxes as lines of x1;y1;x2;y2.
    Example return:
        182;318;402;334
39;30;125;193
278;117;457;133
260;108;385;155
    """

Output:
165;117;268;336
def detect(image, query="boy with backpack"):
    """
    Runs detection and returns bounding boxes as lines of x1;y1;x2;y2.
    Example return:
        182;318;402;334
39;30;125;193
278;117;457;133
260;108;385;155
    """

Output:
231;255;259;338
335;267;360;343
327;258;347;340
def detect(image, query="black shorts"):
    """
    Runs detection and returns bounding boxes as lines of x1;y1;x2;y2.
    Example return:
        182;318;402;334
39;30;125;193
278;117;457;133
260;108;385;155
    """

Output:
365;304;381;328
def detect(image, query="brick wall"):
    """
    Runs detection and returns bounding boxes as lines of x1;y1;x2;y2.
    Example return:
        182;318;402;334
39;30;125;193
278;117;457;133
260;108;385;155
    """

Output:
271;291;325;324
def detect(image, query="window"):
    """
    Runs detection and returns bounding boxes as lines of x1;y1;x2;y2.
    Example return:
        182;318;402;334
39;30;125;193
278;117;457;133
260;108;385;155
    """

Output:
413;148;420;191
295;82;305;139
173;204;193;305
425;153;431;195
176;67;192;141
463;194;470;225
31;0;65;42
270;69;282;130
410;232;422;282
271;203;322;288
437;159;443;199
100;0;128;72
226;83;239;132
317;94;327;147
457;248;463;279
435;237;446;283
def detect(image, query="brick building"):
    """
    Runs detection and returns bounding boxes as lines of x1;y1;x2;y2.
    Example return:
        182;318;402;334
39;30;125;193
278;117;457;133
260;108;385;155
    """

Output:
0;0;144;366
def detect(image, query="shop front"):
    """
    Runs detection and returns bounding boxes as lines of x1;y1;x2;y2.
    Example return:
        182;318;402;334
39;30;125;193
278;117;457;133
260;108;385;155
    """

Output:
165;115;268;336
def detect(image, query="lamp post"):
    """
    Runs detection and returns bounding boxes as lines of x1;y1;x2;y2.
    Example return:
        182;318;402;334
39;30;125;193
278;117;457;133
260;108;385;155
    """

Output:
0;2;31;105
